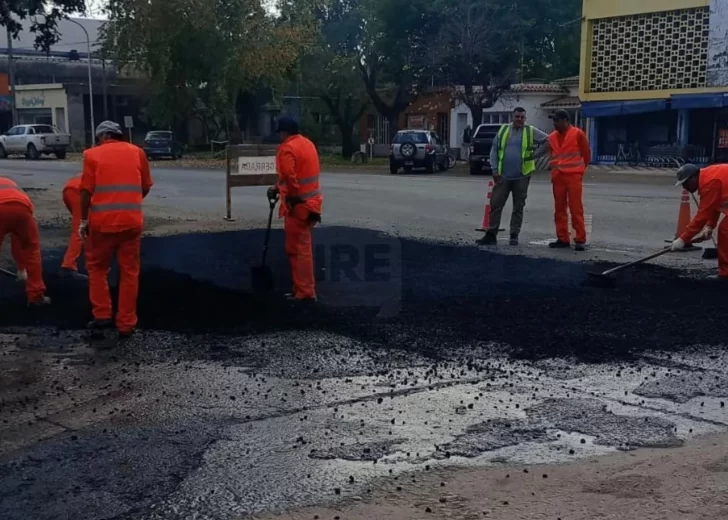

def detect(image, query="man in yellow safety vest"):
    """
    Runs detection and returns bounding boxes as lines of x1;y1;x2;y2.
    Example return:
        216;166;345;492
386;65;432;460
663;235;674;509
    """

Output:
477;107;549;246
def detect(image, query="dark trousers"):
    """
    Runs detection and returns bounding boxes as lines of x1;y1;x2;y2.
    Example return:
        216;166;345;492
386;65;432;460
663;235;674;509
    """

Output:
488;176;531;236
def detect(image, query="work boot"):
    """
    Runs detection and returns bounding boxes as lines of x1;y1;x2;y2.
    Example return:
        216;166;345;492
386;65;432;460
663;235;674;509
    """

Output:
476;232;497;246
548;240;570;249
16;269;27;283
87;319;114;330
28;296;51;307
59;268;89;281
574;243;586;252
284;293;318;303
509;234;519;246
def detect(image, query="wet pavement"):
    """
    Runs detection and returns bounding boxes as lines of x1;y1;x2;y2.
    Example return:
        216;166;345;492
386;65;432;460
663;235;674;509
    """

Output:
1;223;727;519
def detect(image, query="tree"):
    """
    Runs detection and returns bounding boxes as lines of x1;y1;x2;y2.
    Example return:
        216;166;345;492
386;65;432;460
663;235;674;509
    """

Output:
434;0;520;128
0;0;86;51
357;0;445;139
286;0;369;157
516;0;582;80
102;0;310;138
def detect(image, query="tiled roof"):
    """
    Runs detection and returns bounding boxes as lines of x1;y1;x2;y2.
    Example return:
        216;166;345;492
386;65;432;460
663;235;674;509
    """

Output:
509;83;568;94
541;96;582;108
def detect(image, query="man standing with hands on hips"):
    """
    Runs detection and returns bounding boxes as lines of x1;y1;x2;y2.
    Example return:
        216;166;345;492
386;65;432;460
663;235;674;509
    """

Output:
79;121;154;338
547;109;591;251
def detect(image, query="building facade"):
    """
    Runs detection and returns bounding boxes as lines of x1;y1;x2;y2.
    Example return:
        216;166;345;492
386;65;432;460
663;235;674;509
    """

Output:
580;0;728;164
450;78;584;153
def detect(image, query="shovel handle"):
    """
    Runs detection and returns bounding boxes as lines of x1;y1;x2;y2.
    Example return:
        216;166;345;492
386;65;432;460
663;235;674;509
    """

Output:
600;246;673;277
0;267;16;278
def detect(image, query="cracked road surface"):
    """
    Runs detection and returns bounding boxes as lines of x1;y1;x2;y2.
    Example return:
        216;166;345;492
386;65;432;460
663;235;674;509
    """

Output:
1;165;727;519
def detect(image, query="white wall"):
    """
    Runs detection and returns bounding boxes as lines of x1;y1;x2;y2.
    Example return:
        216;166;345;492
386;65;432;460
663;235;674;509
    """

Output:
449;92;561;147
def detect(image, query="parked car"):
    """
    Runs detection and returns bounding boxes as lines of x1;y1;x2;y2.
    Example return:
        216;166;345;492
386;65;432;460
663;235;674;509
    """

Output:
0;124;71;160
468;123;503;175
389;129;449;174
143;131;183;160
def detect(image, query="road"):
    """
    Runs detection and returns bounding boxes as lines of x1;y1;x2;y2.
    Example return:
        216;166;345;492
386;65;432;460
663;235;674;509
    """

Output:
0;158;683;257
1;159;727;520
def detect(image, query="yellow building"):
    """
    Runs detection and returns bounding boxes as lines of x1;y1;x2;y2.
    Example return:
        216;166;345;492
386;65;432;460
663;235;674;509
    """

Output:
580;0;728;164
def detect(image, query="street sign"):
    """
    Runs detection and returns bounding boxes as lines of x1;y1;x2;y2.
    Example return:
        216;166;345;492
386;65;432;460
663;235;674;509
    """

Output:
237;156;276;175
367;137;375;145
123;116;134;128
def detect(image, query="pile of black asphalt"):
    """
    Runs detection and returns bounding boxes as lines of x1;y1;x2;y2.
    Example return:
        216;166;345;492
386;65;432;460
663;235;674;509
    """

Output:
0;226;724;363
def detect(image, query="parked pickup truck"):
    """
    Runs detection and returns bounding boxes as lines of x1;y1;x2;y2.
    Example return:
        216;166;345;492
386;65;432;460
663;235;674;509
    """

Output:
468;123;502;175
0;124;71;160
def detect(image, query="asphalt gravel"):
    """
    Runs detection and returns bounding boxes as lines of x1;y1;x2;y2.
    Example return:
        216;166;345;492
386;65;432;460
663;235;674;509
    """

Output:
1;226;727;520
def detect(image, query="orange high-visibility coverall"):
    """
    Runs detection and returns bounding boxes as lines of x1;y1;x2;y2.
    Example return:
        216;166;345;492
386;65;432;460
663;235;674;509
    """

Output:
81;141;153;332
276;134;323;300
0;176;47;303
548;125;591;244
679;164;728;279
62;174;83;271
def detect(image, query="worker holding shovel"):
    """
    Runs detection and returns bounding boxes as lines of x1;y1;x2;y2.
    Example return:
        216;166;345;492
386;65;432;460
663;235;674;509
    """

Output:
267;117;322;302
672;164;728;280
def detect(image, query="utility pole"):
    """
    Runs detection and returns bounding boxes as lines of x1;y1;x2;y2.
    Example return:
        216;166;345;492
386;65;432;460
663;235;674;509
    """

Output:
6;30;18;126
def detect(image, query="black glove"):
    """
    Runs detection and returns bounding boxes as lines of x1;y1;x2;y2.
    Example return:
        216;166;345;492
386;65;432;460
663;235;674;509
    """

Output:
266;186;279;201
308;212;322;224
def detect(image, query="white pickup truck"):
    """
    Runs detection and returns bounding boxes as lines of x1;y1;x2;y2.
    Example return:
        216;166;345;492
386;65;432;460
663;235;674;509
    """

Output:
0;124;71;160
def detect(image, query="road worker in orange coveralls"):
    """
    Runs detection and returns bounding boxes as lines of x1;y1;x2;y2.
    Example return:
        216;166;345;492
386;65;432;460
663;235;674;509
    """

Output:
672;163;728;280
60;173;89;280
79;121;154;338
0;176;51;305
547;109;592;252
267;117;323;301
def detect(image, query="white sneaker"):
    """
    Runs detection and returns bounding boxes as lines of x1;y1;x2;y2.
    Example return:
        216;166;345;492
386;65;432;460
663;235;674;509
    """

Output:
16;269;27;282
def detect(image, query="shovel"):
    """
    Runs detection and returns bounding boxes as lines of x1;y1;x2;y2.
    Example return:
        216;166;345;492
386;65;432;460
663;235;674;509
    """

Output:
0;267;17;279
587;246;673;289
251;196;278;292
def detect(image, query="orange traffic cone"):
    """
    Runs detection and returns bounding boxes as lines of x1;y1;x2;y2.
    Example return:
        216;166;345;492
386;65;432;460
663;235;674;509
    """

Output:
674;189;692;239
476;180;495;232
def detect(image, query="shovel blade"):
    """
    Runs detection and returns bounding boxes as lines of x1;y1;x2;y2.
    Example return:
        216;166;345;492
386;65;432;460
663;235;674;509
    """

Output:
251;265;274;292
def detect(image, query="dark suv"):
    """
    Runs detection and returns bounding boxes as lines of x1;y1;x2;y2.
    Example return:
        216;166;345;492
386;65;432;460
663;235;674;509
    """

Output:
389;129;448;174
143;131;184;160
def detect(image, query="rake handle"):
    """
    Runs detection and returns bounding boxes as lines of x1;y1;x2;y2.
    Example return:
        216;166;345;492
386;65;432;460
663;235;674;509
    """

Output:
600;246;673;277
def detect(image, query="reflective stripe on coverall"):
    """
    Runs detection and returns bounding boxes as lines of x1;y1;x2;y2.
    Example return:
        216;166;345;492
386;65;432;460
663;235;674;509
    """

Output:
679;164;728;278
62;174;84;271
548;126;591;244
81;141;153;331
276;134;323;299
0;176;47;302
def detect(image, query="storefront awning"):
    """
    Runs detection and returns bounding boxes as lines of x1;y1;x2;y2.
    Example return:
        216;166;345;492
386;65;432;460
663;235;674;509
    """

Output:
671;93;728;110
581;99;667;117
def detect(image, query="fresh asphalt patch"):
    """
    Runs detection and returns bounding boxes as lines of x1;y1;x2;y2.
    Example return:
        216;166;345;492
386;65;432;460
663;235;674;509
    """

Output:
1;226;727;519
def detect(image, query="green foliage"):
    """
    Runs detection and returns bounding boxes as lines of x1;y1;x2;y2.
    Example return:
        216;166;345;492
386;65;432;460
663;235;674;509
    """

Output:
0;0;87;52
102;0;313;134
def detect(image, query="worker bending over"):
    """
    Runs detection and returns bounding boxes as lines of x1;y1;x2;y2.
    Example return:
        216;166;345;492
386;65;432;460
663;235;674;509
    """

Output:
80;121;154;337
61;173;88;280
267;117;323;301
548;109;591;251
0;176;50;305
672;164;728;280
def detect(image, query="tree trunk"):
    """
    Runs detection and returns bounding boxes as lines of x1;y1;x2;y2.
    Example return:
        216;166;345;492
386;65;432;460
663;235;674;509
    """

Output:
468;103;484;128
340;125;355;158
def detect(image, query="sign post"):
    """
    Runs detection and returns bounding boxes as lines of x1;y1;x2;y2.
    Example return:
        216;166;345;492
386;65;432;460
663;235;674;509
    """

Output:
224;144;278;221
123;116;134;142
367;137;375;161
